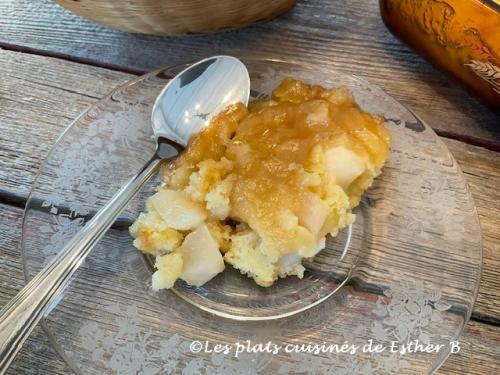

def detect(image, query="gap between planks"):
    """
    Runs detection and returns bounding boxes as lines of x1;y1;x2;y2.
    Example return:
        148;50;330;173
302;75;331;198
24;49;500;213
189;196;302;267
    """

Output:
0;41;147;76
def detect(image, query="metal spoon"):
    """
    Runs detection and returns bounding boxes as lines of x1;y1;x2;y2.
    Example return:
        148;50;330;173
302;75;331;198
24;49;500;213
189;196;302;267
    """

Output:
0;56;250;374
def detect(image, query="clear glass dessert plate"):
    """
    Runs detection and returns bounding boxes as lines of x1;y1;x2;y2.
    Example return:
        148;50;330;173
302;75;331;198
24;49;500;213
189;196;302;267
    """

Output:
21;58;482;374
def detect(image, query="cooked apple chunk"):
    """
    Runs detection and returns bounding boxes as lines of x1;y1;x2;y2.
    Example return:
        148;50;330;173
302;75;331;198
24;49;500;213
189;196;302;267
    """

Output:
178;224;225;286
297;192;330;235
149;189;206;230
324;146;366;191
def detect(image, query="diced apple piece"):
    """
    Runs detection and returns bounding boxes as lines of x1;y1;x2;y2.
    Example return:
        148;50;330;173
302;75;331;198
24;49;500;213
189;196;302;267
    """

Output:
298;192;330;234
152;252;183;291
305;101;330;125
179;224;225;286
324;146;365;190
149;189;207;230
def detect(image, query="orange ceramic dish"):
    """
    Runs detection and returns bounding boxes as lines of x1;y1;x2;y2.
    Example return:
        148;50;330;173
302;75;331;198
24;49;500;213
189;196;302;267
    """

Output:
380;0;500;109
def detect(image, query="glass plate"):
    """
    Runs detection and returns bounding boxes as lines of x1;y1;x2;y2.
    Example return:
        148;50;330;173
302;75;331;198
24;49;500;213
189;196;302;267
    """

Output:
21;58;482;374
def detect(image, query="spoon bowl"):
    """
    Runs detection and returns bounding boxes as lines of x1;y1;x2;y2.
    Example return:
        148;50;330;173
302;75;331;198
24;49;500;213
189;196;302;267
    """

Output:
152;56;250;146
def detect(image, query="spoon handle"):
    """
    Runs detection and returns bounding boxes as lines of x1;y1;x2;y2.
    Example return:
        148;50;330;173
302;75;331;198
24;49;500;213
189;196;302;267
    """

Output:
0;141;179;374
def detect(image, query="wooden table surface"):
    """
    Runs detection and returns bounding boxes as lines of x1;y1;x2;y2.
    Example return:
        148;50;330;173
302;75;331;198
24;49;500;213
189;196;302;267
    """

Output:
0;0;498;374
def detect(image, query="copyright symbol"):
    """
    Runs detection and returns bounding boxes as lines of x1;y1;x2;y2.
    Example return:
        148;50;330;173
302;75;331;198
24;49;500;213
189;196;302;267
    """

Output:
190;341;203;353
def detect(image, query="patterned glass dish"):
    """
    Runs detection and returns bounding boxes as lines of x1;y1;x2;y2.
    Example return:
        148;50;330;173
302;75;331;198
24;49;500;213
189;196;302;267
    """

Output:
21;58;482;374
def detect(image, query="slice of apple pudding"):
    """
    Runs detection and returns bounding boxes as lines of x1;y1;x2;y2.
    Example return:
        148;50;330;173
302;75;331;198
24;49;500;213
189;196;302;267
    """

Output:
130;77;391;290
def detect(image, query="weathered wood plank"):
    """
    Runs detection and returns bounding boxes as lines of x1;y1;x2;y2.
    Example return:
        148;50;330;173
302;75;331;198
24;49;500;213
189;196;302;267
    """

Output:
0;49;131;200
0;0;498;142
1;203;498;374
443;138;500;322
437;320;500;375
0;49;498;320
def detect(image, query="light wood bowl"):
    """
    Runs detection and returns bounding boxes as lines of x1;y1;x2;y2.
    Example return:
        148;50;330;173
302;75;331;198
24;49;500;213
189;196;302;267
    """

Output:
56;0;297;35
